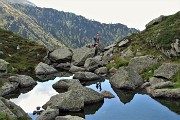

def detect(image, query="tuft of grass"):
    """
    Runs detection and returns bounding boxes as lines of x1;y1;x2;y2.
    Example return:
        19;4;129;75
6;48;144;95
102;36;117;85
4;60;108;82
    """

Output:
172;69;180;88
106;53;129;69
140;63;162;80
0;112;13;120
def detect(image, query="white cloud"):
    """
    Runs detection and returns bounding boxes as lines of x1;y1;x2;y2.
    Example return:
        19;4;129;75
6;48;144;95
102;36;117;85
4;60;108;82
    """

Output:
28;0;180;30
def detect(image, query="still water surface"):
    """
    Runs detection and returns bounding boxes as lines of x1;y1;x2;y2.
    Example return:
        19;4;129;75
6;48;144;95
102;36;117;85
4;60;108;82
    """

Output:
9;76;180;120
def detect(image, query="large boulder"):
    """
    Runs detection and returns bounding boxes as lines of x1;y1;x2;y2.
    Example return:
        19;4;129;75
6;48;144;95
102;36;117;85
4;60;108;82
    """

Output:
37;107;59;120
55;115;85;120
35;62;58;75
84;58;103;72
72;47;96;66
8;75;37;87
150;88;180;98
0;97;31;119
119;39;129;47
94;67;108;75
0;81;19;96
43;90;84;111
49;48;73;63
145;15;165;28
0;59;9;73
73;72;100;81
154;63;180;80
128;55;158;74
110;66;143;90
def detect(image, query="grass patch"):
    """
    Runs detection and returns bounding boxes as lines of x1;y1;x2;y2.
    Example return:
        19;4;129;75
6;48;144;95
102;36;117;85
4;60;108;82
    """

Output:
172;69;180;88
106;53;129;69
0;112;13;120
140;63;162;80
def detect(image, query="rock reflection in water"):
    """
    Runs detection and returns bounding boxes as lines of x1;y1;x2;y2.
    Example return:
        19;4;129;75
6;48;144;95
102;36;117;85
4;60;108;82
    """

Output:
155;98;180;114
59;101;104;118
111;85;137;104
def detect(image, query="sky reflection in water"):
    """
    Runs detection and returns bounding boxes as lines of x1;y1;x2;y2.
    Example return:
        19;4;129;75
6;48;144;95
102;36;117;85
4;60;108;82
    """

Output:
10;77;180;120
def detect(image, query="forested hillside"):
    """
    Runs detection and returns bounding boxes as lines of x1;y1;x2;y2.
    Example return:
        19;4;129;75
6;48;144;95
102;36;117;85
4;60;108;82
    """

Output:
0;1;138;48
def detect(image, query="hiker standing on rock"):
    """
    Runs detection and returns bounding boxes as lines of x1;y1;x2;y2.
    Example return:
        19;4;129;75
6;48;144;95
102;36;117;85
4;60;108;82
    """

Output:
93;34;101;47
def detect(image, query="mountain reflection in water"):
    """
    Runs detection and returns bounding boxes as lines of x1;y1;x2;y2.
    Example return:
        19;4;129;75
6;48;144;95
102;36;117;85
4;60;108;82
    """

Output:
8;76;180;120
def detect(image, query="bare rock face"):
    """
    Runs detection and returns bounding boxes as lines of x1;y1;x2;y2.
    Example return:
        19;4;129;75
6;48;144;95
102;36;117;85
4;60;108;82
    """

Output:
145;15;165;28
128;55;158;74
35;62;58;75
73;72;100;81
72;47;96;66
154;63;180;80
8;75;37;87
37;107;59;120
110;66;143;90
0;97;31;119
49;48;73;63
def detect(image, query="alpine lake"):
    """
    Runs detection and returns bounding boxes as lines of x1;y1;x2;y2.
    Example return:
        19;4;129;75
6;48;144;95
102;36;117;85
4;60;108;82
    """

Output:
4;72;180;120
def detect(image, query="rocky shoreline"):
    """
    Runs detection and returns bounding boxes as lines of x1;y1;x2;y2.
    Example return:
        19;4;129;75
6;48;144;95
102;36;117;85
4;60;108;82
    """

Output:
0;41;180;119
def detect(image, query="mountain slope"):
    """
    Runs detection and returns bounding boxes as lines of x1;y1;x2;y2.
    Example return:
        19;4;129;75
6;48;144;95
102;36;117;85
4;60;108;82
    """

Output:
0;28;46;74
0;2;138;48
1;0;36;6
0;1;63;48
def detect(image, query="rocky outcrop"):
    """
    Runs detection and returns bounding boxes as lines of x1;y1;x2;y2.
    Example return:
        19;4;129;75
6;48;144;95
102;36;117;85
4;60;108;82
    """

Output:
8;75;37;87
49;48;73;63
145;15;165;28
94;67;108;75
35;62;58;75
0;59;9;73
119;39;129;47
0;81;19;96
149;88;180;98
110;66;143;90
84;58;103;71
0;97;31;119
73;72;100;81
37;107;59;120
55;115;85;120
154;63;180;79
102;47;113;64
72;47;96;66
128;55;158;74
101;90;115;98
69;65;86;73
43;89;84;111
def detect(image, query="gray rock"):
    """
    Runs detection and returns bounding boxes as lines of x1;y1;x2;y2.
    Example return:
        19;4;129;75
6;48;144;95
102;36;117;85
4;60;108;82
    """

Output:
110;66;143;90
104;43;116;50
53;79;81;90
0;97;31;119
101;90;115;98
120;48;134;57
0;51;4;56
154;63;180;79
69;65;86;73
0;82;19;96
8;75;37;87
73;72;100;81
35;62;58;75
128;55;158;74
140;82;150;89
151;88;180;98
152;81;174;89
109;67;118;75
49;48;73;62
43;90;84;111
146;15;165;28
55;62;71;70
37;107;59;120
93;55;102;61
119;39;129;47
149;77;165;86
102;47;113;64
0;59;9;73
84;58;103;72
72;47;96;66
94;67;108;75
55;115;85;120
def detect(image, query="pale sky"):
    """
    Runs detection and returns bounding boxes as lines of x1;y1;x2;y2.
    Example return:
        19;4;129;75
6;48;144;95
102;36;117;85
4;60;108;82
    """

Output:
28;0;180;30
